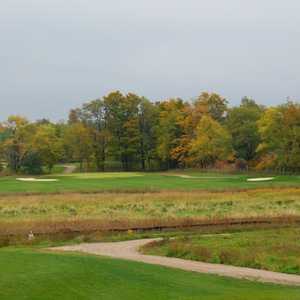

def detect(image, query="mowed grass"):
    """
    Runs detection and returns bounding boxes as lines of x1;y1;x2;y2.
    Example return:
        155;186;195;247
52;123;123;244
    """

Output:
0;248;299;300
142;227;300;275
1;189;300;235
0;171;299;194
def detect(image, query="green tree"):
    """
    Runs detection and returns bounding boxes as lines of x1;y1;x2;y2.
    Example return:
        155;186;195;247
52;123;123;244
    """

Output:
137;98;159;170
21;151;43;174
226;97;264;161
69;92;159;171
104;91;141;170
80;99;110;171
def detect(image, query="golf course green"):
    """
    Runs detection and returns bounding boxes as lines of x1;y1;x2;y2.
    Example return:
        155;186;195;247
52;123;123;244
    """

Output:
0;172;299;194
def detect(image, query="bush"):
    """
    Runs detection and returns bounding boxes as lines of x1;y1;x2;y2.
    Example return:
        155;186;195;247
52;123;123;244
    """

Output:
235;159;248;171
242;253;262;269
282;265;300;274
191;246;212;261
166;242;189;258
218;248;241;265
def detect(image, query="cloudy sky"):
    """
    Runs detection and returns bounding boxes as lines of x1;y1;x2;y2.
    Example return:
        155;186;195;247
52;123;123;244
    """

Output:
1;0;299;120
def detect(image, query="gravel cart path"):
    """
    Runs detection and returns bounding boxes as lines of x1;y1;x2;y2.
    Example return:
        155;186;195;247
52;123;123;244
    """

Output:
53;238;300;286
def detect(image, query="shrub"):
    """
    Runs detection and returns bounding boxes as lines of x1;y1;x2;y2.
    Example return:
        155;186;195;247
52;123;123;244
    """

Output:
218;248;241;265
235;159;248;171
282;265;300;274
166;242;189;258
191;246;212;261
242;252;262;269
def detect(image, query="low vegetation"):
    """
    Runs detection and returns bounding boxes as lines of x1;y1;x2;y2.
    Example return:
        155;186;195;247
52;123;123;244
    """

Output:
141;227;300;275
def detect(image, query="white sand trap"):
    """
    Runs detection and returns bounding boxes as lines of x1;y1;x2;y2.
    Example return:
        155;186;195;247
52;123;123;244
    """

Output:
247;177;275;182
16;178;59;182
176;175;237;179
178;175;194;178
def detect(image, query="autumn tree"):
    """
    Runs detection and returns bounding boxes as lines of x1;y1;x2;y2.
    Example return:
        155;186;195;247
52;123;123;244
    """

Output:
188;115;233;168
0;124;7;171
157;99;186;169
63;122;93;171
2;91;300;174
195;92;228;123
29;123;63;172
257;101;300;172
1;116;31;173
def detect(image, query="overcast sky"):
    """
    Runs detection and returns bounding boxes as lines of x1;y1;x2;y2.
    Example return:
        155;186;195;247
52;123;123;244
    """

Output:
1;0;300;121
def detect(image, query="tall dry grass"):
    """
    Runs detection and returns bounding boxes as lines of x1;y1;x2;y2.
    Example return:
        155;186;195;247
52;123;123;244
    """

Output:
0;188;299;237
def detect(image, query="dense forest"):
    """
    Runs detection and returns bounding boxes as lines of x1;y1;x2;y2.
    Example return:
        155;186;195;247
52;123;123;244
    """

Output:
0;91;300;174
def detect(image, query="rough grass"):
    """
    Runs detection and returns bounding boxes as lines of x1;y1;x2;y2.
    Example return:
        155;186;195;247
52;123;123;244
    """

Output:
0;171;299;194
1;188;300;236
0;248;300;300
141;227;300;275
1;189;300;221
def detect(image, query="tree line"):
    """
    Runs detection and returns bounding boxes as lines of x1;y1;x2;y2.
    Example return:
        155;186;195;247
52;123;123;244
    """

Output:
0;91;300;174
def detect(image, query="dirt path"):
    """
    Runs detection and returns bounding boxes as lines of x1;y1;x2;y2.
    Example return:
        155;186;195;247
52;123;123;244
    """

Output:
63;164;76;174
53;238;300;286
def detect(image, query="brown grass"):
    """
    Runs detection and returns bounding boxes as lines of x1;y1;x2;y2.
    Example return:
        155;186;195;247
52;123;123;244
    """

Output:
1;216;299;237
1;188;300;237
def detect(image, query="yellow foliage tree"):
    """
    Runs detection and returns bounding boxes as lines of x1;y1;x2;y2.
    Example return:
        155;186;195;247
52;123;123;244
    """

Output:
188;115;233;168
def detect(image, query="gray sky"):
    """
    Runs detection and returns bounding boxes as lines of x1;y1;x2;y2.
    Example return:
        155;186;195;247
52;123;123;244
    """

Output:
1;0;300;121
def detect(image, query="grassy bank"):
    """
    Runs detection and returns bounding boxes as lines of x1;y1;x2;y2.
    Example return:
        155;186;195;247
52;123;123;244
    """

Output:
142;227;300;275
0;247;299;300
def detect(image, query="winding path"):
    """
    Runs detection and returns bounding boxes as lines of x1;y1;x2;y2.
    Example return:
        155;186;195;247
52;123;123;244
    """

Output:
63;164;77;174
53;238;300;286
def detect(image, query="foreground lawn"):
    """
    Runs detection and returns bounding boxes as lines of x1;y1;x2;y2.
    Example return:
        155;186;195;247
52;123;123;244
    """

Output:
142;227;300;275
0;248;299;300
0;171;299;194
1;189;300;235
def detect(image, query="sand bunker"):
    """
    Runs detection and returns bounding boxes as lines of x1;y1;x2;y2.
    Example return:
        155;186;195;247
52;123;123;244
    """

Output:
247;177;275;182
178;175;194;178
16;178;59;182
175;174;237;179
